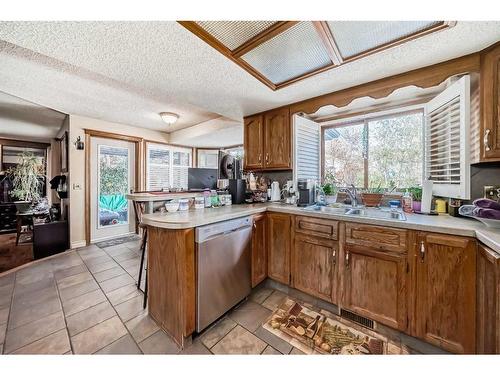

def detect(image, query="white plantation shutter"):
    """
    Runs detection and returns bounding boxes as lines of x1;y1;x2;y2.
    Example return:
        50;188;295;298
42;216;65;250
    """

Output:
424;75;470;199
146;143;192;190
294;115;320;185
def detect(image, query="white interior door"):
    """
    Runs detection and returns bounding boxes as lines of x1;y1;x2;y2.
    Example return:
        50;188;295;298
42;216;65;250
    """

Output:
90;137;136;242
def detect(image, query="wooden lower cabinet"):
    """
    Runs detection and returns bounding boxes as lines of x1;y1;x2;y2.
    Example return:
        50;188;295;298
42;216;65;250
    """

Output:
251;214;267;287
341;244;408;331
267;212;291;284
414;233;476;354
476;244;500;353
292;233;338;303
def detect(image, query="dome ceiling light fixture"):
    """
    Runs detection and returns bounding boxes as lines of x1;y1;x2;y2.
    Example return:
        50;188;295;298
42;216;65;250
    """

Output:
160;112;179;125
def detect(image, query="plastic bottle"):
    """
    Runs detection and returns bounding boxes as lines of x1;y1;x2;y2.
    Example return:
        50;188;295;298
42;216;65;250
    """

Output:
203;189;211;208
402;190;413;213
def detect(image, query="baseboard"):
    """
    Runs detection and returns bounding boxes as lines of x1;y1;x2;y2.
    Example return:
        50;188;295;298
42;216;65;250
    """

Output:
70;240;87;249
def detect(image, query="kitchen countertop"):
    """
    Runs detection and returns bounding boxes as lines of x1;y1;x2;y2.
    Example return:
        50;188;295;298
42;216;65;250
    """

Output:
141;202;500;254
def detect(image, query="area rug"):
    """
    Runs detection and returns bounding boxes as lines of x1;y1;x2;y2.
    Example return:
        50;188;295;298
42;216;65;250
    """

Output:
95;234;141;248
263;298;406;355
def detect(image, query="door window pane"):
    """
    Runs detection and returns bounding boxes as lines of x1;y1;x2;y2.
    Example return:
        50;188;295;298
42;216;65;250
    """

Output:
98;145;129;227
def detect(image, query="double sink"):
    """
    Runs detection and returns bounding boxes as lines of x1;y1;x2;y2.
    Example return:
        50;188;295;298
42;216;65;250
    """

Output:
302;205;406;221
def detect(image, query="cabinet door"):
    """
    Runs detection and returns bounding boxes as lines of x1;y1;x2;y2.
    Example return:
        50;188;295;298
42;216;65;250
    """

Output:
481;43;500;160
415;233;476;353
292;233;338;303
341;245;408;331
476;244;500;354
264;107;291;169
267;213;291;284
251;214;267;287
244;114;264;169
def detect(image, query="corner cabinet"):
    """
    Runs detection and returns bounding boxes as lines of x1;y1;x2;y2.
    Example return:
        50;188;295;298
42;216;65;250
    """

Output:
267;212;291;284
480;42;500;161
476;244;500;354
251;214;267;287
243;107;291;171
414;233;476;354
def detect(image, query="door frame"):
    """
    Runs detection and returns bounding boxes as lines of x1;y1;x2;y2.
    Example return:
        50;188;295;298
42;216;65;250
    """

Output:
84;129;143;245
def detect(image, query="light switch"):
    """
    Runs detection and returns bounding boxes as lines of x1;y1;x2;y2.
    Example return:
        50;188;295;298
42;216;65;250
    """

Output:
73;183;82;190
484;185;500;201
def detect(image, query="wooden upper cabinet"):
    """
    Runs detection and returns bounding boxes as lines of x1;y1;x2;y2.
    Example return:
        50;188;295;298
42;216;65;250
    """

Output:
251;214;267;287
267;212;291;285
476;244;500;354
341;234;408;331
415;233;476;354
243;114;264;169
480;42;500;161
263;107;291;169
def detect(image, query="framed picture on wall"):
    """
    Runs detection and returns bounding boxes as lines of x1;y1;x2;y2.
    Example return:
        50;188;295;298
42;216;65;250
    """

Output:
60;131;68;173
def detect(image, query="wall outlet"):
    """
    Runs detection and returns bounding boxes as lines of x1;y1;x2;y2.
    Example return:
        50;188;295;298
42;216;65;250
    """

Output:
484;185;500;201
73;183;82;190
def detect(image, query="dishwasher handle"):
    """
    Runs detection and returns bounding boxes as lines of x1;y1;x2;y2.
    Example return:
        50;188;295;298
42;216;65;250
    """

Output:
196;224;252;243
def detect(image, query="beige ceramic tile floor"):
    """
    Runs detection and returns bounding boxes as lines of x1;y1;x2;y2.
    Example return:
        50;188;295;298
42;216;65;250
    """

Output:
0;238;298;355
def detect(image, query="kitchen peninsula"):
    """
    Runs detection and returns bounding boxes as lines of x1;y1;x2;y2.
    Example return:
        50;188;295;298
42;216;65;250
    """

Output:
142;203;500;353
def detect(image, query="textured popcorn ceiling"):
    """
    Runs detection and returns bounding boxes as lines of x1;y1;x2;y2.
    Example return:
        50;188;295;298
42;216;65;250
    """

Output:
0;21;499;142
0;90;66;141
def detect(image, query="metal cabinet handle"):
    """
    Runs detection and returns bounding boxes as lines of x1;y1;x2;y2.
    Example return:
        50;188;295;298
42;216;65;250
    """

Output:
345;251;350;268
332;249;336;266
265;153;270;165
258;154;261;163
420;240;425;262
484;129;491;152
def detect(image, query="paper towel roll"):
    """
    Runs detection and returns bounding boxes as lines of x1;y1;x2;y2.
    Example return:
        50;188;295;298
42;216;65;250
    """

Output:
421;180;433;214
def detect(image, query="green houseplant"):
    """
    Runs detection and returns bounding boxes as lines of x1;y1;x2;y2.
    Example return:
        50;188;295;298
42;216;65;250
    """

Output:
408;186;423;212
321;171;338;204
7;152;45;213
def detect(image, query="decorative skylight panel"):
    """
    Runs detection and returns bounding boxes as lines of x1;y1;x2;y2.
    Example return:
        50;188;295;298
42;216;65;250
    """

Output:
326;21;442;59
241;21;332;84
195;21;277;50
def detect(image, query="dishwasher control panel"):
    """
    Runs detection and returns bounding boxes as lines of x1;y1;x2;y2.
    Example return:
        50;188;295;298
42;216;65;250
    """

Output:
195;216;252;243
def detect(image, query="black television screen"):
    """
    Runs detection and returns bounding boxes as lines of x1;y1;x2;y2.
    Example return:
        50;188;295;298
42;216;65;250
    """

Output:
188;168;218;191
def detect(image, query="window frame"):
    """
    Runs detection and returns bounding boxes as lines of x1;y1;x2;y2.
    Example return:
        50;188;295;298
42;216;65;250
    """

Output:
145;141;193;191
320;107;425;189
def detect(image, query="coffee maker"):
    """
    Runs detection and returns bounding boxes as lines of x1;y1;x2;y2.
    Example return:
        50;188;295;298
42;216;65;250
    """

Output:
297;179;315;207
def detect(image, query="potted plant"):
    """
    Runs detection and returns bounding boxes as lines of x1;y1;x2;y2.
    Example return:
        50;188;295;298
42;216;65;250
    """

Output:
321;171;338;205
7;152;45;213
409;186;423;212
361;185;385;207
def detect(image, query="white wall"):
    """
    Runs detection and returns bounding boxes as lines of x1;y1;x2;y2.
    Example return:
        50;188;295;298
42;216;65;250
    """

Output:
68;115;169;248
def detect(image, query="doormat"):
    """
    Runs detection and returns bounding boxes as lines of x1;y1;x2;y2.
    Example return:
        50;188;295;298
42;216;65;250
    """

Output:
95;234;141;248
263;298;405;355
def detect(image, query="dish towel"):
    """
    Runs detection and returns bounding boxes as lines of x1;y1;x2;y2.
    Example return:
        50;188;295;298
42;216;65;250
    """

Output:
472;198;500;219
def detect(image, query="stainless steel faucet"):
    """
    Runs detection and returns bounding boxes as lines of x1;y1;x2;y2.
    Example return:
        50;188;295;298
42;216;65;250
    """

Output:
339;184;359;207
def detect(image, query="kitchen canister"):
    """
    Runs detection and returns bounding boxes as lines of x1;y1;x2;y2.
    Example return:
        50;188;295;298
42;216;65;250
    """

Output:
225;194;232;205
194;196;205;209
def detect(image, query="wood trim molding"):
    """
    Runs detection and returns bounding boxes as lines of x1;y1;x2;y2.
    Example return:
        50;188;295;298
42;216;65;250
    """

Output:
179;21;454;91
312;21;343;65
289;52;480;115
84;132;91;245
232;21;299;57
84;129;143;143
0;138;50;149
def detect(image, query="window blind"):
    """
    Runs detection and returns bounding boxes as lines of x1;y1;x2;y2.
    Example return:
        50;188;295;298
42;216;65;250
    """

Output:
294;115;320;185
146;144;192;190
424;75;470;199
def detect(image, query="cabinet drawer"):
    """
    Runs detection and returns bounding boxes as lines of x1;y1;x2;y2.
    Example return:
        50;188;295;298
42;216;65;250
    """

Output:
295;216;338;240
345;223;407;253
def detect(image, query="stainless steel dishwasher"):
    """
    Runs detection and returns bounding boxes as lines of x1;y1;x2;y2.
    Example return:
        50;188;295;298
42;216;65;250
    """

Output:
195;216;252;332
